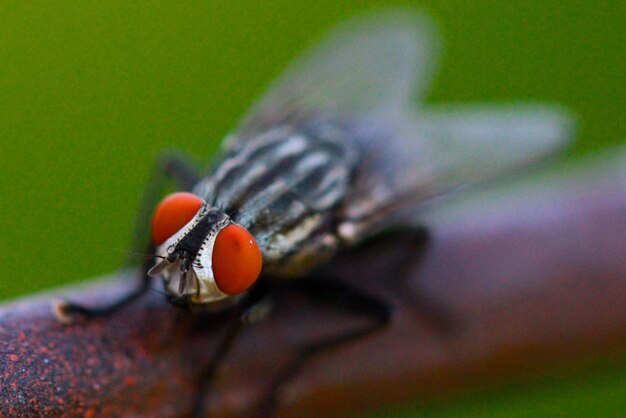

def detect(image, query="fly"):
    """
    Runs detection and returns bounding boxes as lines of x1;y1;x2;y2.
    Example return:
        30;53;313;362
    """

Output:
58;10;573;417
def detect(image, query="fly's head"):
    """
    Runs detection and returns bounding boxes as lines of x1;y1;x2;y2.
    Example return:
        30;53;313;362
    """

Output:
148;192;262;305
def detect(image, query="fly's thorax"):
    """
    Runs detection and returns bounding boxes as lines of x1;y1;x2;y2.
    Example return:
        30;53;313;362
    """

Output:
154;207;232;304
188;118;362;277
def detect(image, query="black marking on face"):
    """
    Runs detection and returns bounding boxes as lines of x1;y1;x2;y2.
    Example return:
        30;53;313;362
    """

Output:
175;208;227;259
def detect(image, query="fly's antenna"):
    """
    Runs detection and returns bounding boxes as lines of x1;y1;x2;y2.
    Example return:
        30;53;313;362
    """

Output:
148;250;181;277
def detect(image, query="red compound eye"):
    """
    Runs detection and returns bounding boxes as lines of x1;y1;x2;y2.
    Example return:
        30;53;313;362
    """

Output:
212;224;262;295
151;192;205;245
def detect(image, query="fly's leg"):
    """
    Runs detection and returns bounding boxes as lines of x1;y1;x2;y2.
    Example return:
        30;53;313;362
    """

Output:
125;151;201;267
384;227;457;332
257;277;391;418
344;226;456;332
191;311;245;418
57;251;155;318
191;281;275;418
58;152;201;319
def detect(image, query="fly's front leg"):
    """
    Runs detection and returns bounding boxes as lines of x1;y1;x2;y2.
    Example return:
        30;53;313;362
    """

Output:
58;152;201;320
192;281;276;418
257;277;391;418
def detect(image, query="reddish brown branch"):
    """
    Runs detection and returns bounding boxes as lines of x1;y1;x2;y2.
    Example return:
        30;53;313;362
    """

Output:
1;161;625;417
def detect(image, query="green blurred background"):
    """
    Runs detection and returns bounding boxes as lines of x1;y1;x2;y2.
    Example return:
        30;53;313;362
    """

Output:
0;1;624;417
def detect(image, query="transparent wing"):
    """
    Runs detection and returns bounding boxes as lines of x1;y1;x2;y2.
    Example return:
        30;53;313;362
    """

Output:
415;105;574;186
224;10;574;236
341;104;574;232
233;10;438;139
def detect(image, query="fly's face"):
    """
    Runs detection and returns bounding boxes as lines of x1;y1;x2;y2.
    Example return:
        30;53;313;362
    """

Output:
148;192;263;305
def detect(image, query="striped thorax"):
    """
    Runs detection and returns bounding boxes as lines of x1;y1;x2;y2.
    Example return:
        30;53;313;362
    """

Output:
193;116;360;277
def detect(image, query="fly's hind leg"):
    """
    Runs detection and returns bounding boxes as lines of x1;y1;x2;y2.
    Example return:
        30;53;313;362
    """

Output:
383;226;457;332
346;226;456;332
58;152;201;319
256;277;392;418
